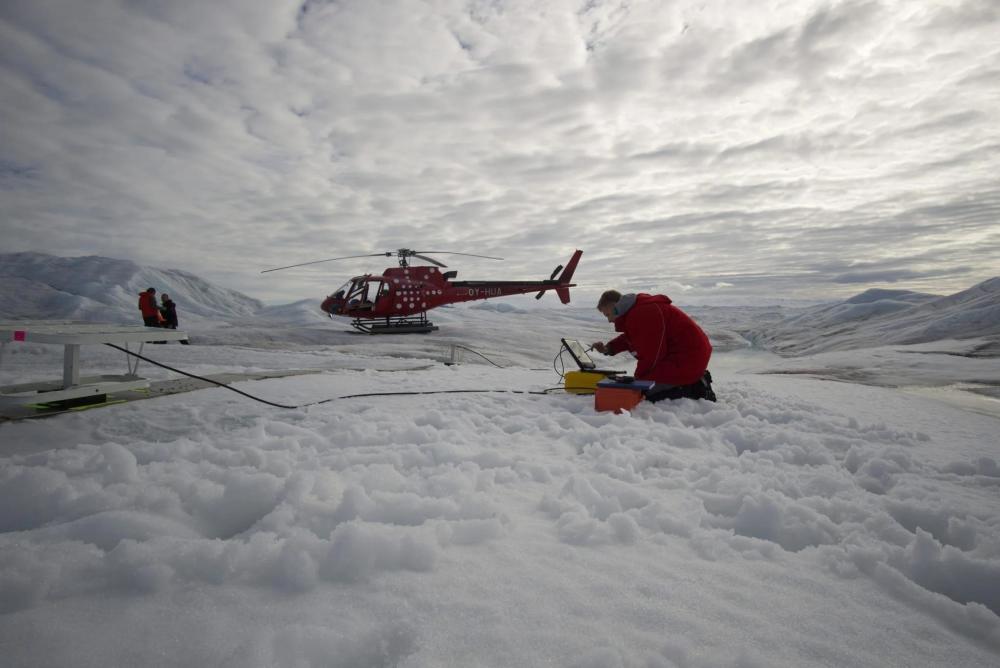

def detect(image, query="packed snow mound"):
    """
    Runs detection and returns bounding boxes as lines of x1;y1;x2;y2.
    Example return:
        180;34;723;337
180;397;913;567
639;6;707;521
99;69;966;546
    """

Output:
1;343;999;667
0;252;263;322
750;277;1000;355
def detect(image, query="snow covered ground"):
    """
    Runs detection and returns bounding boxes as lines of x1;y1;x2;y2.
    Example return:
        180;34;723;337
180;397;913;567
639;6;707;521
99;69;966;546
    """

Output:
2;307;999;667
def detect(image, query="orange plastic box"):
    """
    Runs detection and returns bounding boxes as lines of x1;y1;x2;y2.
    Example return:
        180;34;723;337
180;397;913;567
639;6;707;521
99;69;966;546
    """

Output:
594;387;644;413
594;378;655;413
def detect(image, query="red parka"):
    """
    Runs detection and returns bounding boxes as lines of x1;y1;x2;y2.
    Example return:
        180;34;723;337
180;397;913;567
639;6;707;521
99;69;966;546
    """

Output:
138;291;159;318
606;293;712;385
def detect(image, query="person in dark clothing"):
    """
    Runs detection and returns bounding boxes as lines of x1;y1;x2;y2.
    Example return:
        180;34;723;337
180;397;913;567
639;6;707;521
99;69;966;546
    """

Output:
159;293;189;344
159;293;178;328
591;290;716;402
138;288;161;327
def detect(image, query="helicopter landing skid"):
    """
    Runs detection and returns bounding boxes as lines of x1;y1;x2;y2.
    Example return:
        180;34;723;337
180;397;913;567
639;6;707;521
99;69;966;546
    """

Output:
351;314;439;334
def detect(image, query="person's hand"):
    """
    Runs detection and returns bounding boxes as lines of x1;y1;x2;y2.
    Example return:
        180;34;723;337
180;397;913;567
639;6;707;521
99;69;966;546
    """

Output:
591;341;607;354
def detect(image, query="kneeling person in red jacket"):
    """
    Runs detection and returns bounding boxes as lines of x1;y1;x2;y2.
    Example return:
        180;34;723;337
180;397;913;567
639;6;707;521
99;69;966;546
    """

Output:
591;290;716;402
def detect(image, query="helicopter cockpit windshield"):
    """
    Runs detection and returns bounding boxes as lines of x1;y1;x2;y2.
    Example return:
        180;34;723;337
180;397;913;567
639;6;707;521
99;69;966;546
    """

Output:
331;280;352;300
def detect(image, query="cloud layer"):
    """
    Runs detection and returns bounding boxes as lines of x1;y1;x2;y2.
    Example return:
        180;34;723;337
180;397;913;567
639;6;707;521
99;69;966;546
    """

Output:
2;0;998;303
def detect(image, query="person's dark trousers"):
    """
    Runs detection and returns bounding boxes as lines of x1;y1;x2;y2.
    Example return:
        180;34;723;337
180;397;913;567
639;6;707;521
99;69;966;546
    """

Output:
646;371;717;403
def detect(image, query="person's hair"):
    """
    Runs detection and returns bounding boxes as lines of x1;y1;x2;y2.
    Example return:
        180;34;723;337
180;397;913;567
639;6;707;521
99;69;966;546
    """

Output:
147;287;156;293
597;290;621;310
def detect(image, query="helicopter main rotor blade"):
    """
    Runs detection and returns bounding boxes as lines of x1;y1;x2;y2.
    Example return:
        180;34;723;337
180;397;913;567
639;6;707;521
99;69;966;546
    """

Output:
260;253;388;273
415;251;504;260
412;254;448;268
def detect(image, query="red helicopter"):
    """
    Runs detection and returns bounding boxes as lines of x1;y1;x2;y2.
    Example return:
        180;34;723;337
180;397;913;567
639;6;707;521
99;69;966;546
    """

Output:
262;248;582;333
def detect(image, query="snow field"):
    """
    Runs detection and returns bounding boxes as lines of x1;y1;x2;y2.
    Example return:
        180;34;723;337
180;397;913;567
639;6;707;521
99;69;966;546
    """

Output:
2;355;999;666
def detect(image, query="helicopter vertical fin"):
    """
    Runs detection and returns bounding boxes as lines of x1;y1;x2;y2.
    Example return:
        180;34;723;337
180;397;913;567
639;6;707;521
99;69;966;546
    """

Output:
555;250;582;304
558;250;582;284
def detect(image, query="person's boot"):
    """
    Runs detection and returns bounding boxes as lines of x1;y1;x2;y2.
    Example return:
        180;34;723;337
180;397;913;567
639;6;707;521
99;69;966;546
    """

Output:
701;371;717;402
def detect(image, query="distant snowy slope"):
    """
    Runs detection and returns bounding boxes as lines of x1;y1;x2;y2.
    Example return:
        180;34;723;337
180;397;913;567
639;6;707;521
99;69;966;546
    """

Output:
3;252;997;358
751;278;1000;354
0;252;263;322
255;299;330;325
786;288;937;329
903;277;1000;341
0;276;123;322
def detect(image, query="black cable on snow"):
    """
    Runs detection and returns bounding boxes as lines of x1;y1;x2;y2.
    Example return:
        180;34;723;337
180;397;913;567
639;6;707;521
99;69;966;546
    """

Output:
447;343;505;368
103;343;575;411
105;343;305;409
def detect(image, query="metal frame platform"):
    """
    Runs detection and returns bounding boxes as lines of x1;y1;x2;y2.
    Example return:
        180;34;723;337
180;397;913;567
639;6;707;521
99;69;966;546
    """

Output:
351;313;439;334
0;321;189;408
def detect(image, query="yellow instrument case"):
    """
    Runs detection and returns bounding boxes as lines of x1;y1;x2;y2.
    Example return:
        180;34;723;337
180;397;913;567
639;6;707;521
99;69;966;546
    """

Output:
564;371;605;395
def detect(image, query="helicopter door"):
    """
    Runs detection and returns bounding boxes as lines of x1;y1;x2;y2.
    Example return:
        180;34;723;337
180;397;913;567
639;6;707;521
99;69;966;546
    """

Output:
375;281;390;304
346;279;384;310
367;280;388;308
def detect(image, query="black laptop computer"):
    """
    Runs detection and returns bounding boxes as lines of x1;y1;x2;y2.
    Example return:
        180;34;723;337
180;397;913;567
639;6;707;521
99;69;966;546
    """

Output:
560;338;625;375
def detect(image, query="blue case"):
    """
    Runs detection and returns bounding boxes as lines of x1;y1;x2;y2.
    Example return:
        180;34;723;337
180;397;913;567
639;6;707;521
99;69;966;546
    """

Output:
596;378;656;391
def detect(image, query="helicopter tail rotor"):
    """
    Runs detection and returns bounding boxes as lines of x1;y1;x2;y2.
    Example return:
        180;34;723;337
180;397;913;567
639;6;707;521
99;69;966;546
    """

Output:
535;264;564;299
535;250;582;302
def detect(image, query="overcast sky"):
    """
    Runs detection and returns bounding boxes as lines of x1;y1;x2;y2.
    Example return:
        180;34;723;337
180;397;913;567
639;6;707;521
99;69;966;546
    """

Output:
2;0;999;305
